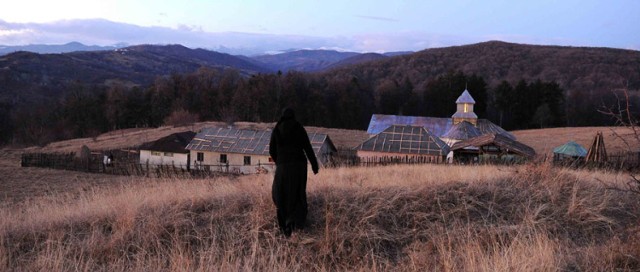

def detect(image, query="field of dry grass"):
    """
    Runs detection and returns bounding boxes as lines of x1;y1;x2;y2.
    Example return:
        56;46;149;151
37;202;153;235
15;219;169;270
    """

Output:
2;125;640;270
1;159;639;271
512;126;640;156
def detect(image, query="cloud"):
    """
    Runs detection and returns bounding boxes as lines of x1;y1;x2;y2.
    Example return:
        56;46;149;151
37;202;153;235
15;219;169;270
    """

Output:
0;19;482;55
355;15;398;22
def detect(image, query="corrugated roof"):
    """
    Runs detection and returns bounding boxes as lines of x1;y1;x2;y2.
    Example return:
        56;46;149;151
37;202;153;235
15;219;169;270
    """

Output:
185;127;334;156
139;131;196;154
553;141;587;157
456;89;476;104
367;114;515;140
450;133;536;158
442;121;482;140
357;125;450;156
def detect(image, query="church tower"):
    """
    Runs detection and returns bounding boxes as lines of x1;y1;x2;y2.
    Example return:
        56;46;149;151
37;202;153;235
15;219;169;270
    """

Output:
452;88;478;125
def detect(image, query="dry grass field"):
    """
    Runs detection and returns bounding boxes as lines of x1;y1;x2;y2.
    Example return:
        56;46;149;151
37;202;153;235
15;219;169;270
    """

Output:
512;126;640;156
2;125;640;271
1;162;639;271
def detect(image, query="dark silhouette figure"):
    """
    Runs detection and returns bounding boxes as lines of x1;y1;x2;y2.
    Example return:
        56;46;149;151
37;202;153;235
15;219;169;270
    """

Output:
269;108;319;237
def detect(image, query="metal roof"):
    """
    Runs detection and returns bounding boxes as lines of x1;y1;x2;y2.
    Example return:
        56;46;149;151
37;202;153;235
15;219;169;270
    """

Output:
185;127;334;156
139;131;196;154
450;133;536;158
553;141;588;157
367;114;515;140
442;121;482;140
357;125;450;156
456;89;476;104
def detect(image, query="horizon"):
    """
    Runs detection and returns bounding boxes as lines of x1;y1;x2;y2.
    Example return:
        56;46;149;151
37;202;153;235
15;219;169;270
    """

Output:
1;1;638;55
2;39;639;57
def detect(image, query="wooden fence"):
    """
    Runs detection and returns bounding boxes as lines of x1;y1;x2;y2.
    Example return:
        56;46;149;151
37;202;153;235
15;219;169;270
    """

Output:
327;148;448;167
605;151;640;171
552;151;640;171
21;151;239;178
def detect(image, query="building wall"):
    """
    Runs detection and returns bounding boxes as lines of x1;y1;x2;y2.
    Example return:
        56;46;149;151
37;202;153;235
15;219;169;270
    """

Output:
189;150;275;174
140;150;190;169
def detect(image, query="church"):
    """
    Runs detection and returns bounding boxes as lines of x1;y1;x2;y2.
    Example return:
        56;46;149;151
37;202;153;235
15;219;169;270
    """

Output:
357;88;535;163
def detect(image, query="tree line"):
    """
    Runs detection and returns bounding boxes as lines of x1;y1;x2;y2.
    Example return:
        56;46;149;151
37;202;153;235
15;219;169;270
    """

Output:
1;66;618;146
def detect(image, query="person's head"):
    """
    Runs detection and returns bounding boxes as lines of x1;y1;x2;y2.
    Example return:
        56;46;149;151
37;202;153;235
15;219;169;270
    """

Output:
281;107;295;121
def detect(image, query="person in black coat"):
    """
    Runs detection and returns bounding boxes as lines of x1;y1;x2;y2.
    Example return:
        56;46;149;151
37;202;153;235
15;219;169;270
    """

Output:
269;108;319;237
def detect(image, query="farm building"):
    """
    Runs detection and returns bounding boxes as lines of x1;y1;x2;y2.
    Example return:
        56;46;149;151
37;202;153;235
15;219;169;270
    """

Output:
450;133;536;163
365;88;534;163
356;125;450;163
553;141;587;164
186;127;337;174
139;131;196;169
367;90;514;140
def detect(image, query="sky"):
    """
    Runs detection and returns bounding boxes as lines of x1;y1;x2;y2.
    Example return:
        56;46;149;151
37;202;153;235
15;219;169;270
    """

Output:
0;0;638;54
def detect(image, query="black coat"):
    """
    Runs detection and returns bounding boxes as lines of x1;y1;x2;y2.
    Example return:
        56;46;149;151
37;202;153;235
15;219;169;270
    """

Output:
269;116;319;235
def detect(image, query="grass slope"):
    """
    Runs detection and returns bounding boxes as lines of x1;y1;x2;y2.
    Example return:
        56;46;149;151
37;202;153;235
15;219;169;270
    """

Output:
1;163;639;271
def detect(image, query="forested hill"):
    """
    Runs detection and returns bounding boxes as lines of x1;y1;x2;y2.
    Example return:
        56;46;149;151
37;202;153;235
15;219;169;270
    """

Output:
323;41;640;97
0;44;269;103
251;50;360;72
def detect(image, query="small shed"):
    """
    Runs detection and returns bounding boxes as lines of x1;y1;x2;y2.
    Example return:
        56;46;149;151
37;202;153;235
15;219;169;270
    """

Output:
356;125;450;164
186;127;336;174
450;133;535;163
553;141;587;164
139;131;196;169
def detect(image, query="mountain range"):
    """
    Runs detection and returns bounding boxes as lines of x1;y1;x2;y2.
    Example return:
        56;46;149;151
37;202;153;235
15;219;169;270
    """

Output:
1;41;638;106
0;42;126;55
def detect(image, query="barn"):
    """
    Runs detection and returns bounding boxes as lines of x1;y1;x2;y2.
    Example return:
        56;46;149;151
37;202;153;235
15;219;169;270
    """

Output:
356;125;450;163
186;127;337;174
139;131;196;169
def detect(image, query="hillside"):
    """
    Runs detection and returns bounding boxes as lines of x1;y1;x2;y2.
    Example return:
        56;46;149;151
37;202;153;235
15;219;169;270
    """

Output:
252;49;360;72
1;155;638;270
3;125;639;270
324;41;640;97
325;52;387;70
0;44;269;103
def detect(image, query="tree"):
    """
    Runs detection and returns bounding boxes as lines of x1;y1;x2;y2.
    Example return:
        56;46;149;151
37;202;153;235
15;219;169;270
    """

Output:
598;88;640;194
0;102;13;144
493;81;515;128
423;71;487;118
163;109;199;127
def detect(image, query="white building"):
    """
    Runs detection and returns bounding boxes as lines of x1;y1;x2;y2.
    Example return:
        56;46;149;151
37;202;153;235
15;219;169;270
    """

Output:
139;131;196;169
186;127;337;174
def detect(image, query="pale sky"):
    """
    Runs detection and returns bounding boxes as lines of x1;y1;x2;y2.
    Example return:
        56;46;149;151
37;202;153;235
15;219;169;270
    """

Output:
0;0;638;53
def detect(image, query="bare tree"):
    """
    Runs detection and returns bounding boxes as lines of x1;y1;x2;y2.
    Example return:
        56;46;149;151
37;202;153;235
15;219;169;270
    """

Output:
598;87;640;194
598;89;640;149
